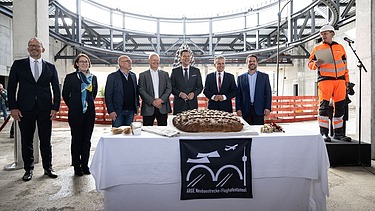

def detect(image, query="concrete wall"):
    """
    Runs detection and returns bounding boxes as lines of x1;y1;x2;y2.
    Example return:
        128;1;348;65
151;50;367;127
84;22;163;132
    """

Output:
13;0;49;60
356;0;375;158
49;38;76;86
0;12;12;82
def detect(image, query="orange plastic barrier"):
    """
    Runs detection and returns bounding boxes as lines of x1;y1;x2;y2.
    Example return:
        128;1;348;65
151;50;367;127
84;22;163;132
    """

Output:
265;96;319;123
56;98;111;124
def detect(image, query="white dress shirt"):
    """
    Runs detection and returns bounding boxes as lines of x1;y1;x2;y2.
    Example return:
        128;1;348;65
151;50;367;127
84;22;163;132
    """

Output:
150;69;159;98
247;71;258;103
29;57;42;79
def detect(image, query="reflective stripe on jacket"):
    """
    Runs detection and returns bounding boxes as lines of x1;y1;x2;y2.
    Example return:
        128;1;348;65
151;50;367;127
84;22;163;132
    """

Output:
308;41;350;83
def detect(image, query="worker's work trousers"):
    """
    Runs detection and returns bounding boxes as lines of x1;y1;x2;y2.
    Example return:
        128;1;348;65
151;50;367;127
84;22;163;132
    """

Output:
317;80;346;135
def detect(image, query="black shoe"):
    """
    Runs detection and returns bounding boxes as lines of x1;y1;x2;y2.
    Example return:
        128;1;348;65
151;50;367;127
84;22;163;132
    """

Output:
44;168;58;178
22;170;33;181
82;166;91;175
322;134;331;142
74;167;84;176
341;136;352;142
333;134;352;142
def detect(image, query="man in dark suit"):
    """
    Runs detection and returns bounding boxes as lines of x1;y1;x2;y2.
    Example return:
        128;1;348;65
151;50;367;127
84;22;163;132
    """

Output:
170;50;203;115
7;37;61;181
236;54;272;125
203;55;237;113
138;53;172;126
105;55;139;127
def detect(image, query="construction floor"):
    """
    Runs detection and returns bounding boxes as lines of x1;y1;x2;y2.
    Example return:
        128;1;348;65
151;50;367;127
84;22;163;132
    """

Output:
0;112;375;211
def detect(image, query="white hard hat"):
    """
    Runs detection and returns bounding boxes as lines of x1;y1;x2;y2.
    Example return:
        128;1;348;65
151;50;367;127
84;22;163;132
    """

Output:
320;25;335;33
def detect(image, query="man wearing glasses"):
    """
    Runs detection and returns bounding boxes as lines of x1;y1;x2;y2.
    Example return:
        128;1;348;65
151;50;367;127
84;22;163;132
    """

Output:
7;37;61;181
203;55;237;113
105;55;139;127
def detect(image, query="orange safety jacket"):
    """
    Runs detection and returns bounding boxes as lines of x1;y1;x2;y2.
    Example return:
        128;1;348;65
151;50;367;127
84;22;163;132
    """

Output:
308;41;349;83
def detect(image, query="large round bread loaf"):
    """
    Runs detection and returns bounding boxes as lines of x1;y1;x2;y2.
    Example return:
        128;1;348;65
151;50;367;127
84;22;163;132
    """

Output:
172;109;243;132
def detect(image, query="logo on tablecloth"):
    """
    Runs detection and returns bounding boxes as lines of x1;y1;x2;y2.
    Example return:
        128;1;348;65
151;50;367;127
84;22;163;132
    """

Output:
180;138;252;200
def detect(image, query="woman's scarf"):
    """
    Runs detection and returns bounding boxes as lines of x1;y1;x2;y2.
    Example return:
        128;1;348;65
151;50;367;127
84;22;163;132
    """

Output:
77;71;93;114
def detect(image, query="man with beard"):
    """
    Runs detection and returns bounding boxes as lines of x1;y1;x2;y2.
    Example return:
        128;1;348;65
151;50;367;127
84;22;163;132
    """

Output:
235;54;272;125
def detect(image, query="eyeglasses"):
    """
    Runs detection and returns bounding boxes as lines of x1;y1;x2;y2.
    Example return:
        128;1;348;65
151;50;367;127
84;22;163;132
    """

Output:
78;60;89;64
28;44;42;48
120;60;132;63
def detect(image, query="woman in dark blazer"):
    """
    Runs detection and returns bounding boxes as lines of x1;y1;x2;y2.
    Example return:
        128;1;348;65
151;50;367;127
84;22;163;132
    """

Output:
62;53;98;176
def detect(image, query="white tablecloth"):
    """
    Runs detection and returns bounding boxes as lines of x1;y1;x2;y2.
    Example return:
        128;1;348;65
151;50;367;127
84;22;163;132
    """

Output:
91;125;329;211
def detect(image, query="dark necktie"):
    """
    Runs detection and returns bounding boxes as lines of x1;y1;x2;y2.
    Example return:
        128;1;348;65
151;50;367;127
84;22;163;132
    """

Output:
218;72;222;92
184;68;188;83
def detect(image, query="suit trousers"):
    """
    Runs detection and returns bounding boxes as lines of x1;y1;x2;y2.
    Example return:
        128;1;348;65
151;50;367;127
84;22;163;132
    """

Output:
19;104;53;171
243;104;265;125
68;106;95;168
180;101;191;113
143;108;168;126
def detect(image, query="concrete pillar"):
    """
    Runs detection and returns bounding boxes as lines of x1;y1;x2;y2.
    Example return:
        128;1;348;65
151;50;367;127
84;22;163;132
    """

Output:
356;0;375;159
7;0;49;169
13;0;49;60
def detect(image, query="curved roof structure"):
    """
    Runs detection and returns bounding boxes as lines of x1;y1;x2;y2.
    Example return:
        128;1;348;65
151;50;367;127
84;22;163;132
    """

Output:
0;0;356;65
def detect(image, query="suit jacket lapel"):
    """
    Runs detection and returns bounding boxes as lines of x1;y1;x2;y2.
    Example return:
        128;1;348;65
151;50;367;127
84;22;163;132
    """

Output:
243;74;250;96
146;71;155;96
116;70;124;96
221;72;228;90
158;70;164;92
25;58;35;82
254;71;263;99
39;60;46;81
254;72;261;94
130;71;137;90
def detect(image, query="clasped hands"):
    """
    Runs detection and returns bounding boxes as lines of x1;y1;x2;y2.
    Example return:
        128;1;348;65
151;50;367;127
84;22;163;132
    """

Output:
213;95;225;102
179;92;194;102
152;98;164;109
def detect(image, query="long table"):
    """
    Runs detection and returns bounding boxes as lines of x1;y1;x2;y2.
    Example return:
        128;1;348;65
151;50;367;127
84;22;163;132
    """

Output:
90;125;329;211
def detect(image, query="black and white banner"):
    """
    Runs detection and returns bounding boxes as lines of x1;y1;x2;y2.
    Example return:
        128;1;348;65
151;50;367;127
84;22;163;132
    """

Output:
180;138;252;200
